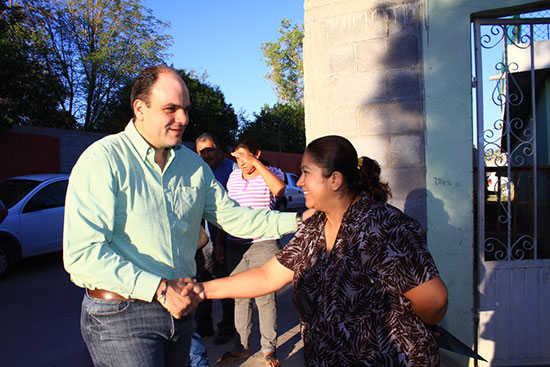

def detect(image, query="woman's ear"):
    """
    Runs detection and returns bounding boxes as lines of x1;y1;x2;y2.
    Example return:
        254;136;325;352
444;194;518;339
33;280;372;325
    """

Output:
329;171;344;191
255;149;262;159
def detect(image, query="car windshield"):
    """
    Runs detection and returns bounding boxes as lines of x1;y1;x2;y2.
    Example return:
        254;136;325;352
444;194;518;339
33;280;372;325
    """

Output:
0;179;41;209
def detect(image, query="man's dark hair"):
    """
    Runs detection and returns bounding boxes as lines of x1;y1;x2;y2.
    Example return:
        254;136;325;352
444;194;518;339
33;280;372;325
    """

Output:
130;65;178;112
196;132;221;149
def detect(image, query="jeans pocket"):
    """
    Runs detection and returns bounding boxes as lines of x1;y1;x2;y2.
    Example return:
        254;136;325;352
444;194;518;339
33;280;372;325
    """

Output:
85;295;133;317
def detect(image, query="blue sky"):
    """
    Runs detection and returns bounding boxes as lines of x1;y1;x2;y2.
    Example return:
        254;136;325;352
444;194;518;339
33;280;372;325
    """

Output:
143;1;304;119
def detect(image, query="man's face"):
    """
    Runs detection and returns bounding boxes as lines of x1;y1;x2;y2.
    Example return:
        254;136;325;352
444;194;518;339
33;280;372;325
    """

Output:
134;72;190;151
196;139;223;169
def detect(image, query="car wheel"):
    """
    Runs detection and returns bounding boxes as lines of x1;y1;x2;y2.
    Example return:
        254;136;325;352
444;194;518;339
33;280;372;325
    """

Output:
0;243;15;278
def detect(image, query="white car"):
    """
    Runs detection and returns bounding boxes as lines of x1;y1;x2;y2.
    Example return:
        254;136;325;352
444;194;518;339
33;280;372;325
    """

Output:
486;171;514;201
0;173;69;277
275;172;306;211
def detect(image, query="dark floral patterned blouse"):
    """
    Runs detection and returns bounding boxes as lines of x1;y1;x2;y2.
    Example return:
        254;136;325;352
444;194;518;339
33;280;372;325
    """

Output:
276;194;441;366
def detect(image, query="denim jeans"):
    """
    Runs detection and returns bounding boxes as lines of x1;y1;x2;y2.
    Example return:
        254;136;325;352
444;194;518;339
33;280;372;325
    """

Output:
226;239;280;354
189;330;210;367
81;292;193;367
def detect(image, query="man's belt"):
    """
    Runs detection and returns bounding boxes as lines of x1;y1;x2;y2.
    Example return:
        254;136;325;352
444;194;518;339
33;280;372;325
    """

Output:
87;288;130;301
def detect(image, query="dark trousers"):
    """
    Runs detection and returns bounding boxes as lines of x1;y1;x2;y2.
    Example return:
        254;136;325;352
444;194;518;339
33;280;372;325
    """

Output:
214;252;235;335
194;245;236;336
194;249;214;336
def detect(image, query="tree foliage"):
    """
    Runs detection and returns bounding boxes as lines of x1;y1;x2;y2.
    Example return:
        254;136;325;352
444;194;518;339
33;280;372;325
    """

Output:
179;70;239;150
261;18;304;105
0;1;74;135
239;103;305;153
19;0;172;131
247;18;305;153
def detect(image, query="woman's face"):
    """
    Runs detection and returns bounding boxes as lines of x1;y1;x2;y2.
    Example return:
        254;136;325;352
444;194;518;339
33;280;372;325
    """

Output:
297;152;332;211
234;147;258;175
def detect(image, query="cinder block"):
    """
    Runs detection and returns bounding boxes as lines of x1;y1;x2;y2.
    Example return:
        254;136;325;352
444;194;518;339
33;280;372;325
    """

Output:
390;133;425;166
356;38;387;72
357;104;391;135
383;166;427;201
386;69;422;102
329;73;388;107
389;100;424;133
385;3;422;38
358;101;424;136
326;11;387;46
329;107;358;136
352;134;390;167
328;45;356;75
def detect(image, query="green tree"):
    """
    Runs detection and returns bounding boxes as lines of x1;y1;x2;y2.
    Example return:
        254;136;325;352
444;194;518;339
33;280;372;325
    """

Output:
239;103;305;153
179;70;239;150
20;0;171;131
98;69;239;150
260;18;304;105
0;1;74;135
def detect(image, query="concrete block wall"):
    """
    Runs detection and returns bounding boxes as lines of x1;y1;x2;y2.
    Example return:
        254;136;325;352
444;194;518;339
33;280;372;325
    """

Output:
303;0;427;226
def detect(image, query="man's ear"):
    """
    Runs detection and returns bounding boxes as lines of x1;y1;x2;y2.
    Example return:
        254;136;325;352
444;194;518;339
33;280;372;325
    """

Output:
329;171;344;191
133;99;146;120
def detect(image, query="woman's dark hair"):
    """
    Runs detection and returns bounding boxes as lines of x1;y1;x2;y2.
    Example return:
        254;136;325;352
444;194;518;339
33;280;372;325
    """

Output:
234;136;270;166
234;136;260;155
305;135;391;202
130;65;178;112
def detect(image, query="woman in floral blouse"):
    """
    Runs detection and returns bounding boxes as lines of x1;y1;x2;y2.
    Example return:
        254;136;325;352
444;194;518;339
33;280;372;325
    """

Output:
203;135;448;366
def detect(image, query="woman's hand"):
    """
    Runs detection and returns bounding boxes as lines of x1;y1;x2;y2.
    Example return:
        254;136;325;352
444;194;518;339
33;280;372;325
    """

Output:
232;149;285;197
231;149;260;169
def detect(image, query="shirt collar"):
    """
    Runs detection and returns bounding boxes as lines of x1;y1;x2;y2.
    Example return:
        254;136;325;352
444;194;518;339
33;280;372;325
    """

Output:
124;119;181;163
125;119;153;161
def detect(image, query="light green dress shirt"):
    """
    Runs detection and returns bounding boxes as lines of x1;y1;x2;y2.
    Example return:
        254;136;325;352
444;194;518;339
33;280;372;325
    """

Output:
63;121;297;302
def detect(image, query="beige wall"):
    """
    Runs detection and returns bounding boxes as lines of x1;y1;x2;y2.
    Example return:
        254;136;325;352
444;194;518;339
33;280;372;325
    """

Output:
304;0;427;224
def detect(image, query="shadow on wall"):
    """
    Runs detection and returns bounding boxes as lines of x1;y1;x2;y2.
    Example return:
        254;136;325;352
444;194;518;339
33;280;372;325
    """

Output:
345;2;427;226
405;188;473;365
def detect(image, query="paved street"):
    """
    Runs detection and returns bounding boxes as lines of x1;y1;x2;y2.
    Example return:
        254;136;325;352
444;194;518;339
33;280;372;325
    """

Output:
0;233;304;367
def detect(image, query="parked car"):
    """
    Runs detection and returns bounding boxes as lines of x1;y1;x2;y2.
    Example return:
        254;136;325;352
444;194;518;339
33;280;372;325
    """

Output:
275;172;305;211
0;173;69;277
486;171;514;201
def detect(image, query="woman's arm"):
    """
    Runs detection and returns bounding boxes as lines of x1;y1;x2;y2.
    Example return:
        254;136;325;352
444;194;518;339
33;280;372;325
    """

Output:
403;277;448;325
231;150;286;196
203;256;294;299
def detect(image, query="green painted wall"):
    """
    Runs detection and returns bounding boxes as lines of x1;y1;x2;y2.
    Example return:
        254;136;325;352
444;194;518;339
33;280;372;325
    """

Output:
422;1;542;366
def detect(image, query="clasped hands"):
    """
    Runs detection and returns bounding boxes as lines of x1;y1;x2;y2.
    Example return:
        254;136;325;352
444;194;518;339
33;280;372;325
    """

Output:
156;278;206;319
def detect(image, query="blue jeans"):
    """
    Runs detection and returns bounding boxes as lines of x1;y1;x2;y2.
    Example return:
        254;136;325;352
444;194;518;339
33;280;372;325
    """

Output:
81;293;193;367
189;331;210;367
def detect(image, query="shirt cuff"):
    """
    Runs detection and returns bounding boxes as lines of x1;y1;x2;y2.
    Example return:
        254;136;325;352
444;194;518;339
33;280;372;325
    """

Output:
281;212;299;234
132;271;162;302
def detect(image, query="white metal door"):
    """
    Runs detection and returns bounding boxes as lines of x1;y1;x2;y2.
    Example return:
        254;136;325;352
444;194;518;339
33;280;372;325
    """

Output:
473;11;550;366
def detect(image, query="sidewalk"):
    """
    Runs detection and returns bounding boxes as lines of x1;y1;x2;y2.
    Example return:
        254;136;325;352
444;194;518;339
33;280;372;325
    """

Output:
202;284;305;366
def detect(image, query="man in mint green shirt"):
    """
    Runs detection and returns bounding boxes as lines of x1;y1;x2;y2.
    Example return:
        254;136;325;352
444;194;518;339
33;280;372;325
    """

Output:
63;66;299;367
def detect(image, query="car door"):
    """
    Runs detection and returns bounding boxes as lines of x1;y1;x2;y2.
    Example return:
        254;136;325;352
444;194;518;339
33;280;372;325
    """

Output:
19;179;68;257
286;173;305;208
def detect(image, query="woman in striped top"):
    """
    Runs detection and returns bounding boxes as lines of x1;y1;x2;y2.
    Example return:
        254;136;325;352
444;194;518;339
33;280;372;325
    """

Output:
216;137;285;367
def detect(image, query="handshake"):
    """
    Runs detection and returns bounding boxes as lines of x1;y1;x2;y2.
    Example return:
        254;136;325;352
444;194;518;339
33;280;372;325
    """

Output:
155;278;206;319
